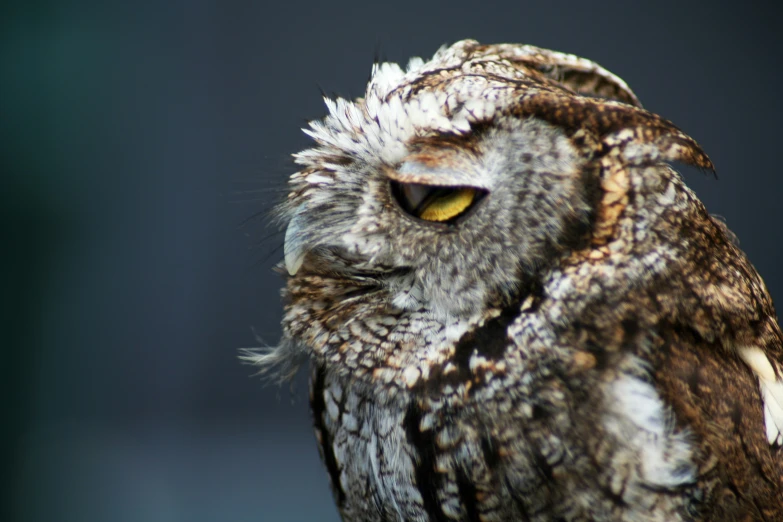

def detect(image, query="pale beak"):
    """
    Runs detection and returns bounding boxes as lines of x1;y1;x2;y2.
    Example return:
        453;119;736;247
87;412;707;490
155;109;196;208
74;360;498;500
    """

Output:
284;211;307;276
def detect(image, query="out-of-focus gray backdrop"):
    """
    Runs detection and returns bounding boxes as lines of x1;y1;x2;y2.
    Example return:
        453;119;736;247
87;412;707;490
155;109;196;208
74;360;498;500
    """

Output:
3;1;780;521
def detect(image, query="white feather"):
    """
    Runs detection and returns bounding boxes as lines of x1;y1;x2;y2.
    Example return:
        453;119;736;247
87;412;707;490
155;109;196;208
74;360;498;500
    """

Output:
605;374;696;489
738;346;783;445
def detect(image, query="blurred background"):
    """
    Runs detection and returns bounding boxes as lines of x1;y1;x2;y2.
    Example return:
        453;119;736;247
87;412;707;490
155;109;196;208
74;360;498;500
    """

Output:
2;1;780;521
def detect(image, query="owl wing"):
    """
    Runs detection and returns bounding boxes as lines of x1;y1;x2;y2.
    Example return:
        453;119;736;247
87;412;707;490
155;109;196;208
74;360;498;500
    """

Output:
649;250;783;518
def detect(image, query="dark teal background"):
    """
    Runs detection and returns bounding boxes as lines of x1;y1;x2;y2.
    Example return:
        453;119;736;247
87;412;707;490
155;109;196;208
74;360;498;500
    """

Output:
3;1;781;521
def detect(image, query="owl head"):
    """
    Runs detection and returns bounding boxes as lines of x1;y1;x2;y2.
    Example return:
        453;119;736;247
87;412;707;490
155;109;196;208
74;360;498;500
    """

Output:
280;40;713;319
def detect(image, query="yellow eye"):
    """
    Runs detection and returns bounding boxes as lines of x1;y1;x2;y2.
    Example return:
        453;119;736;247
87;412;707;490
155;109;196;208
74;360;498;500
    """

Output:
419;188;476;222
391;181;486;223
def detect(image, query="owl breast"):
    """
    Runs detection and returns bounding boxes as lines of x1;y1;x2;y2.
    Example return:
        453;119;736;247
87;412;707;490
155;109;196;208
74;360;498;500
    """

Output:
298;164;705;521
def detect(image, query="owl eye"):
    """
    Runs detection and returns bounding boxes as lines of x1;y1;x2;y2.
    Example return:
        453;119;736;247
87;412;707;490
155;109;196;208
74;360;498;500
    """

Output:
390;181;487;223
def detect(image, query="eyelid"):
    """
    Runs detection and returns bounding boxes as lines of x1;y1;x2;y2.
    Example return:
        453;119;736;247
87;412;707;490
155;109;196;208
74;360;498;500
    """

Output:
399;183;432;212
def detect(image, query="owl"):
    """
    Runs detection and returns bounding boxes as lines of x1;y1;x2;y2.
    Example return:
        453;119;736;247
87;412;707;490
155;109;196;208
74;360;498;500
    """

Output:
246;40;783;521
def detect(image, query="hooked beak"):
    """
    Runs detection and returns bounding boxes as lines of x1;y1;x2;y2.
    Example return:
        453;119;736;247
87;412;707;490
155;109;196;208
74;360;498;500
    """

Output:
283;211;307;276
